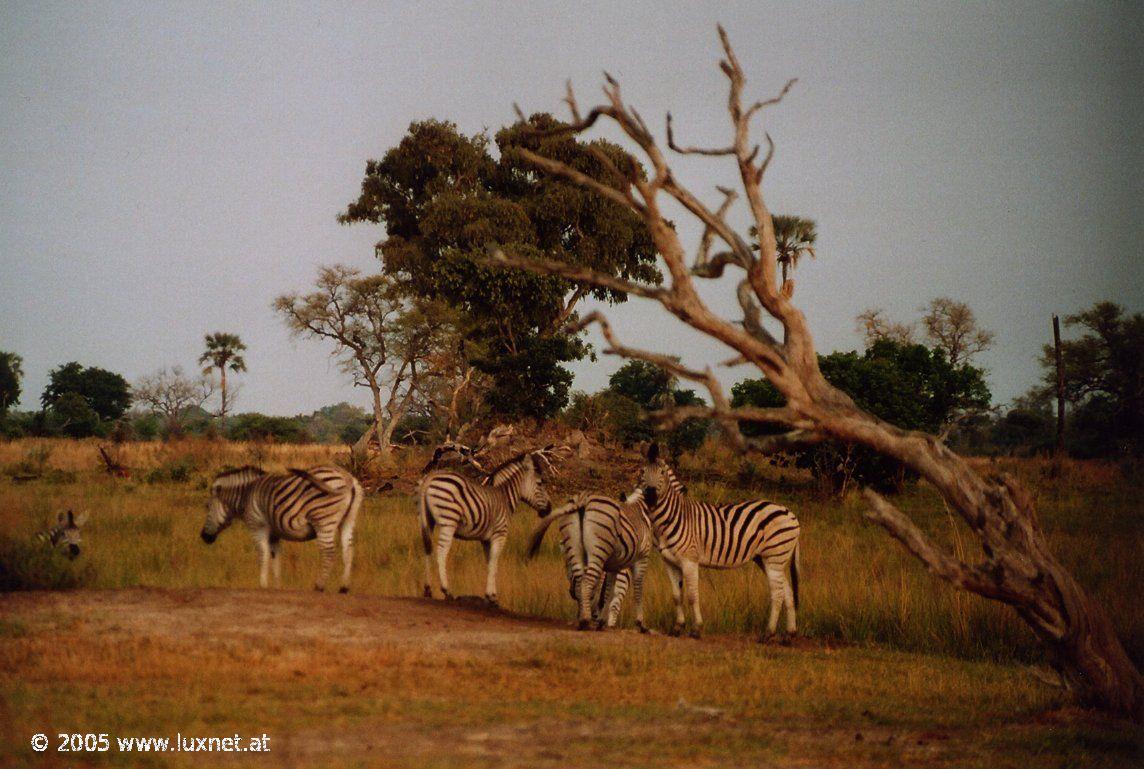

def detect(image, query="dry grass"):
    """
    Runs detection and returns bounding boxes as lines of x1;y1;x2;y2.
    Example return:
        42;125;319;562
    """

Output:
1;438;1141;766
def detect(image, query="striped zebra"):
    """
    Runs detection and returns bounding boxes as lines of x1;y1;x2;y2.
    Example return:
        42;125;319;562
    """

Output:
527;489;652;632
200;464;364;592
38;510;88;560
419;448;554;605
640;443;801;640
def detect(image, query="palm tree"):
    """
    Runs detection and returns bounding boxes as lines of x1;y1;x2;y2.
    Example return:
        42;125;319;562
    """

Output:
773;215;817;286
199;333;246;423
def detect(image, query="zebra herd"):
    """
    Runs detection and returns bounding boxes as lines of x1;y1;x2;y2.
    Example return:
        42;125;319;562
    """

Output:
191;441;801;640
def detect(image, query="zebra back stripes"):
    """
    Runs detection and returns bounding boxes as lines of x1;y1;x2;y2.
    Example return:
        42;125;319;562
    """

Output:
527;490;652;631
201;464;364;591
640;443;801;638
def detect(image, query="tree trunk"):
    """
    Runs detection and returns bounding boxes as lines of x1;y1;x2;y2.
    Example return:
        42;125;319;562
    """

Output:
1053;314;1065;457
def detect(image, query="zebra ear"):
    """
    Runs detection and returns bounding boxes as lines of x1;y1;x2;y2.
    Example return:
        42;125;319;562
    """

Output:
647;442;660;463
57;511;67;524
74;512;89;527
67;510;75;526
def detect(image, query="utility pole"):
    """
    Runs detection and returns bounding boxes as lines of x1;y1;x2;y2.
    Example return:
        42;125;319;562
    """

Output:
1052;314;1065;457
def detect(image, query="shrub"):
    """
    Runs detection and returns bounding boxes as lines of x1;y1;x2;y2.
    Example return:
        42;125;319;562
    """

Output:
0;536;94;591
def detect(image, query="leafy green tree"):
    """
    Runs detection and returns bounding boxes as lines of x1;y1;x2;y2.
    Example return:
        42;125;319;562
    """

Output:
750;216;817;288
340;116;660;418
596;360;710;454
199;333;247;422
1035;302;1143;457
732;339;991;492
49;392;103;438
0;351;22;417
227;413;312;443
41;362;131;424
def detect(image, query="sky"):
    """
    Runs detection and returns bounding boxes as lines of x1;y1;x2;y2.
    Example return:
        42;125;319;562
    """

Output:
1;1;1140;416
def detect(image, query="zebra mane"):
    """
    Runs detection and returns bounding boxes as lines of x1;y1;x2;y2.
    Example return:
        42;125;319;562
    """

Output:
212;465;267;487
485;449;535;479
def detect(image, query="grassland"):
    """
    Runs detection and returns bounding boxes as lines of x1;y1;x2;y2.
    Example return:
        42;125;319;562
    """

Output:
0;438;1141;766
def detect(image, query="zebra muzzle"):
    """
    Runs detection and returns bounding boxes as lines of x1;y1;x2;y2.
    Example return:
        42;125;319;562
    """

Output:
200;530;217;544
67;545;80;559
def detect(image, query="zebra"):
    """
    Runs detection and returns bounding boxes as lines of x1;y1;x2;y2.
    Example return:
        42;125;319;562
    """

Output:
200;464;364;592
419;448;555;606
38;510;88;559
527;489;652;632
639;442;801;640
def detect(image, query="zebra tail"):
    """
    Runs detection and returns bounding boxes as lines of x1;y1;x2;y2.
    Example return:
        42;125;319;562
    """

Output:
288;468;341;495
526;496;584;559
791;540;801;610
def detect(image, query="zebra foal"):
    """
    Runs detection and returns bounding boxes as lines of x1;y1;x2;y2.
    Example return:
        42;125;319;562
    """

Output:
639;443;801;640
419;448;555;605
200;464;364;592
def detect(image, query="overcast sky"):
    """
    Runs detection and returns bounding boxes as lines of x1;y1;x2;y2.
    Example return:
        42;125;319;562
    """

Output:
2;1;1140;416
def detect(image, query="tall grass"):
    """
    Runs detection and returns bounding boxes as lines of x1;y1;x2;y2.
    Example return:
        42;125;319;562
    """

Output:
0;438;1139;666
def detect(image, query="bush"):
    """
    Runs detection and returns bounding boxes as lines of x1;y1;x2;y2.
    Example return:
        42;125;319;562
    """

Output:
145;457;196;484
226;413;312;443
0;536;94;591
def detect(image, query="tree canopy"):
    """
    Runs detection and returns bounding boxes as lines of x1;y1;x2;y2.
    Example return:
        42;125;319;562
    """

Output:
0;351;22;417
732;339;991;491
340;115;660;418
1035;301;1143;457
41;362;131;425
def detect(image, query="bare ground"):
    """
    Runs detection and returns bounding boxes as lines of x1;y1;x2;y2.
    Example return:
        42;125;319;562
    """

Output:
1;589;1139;768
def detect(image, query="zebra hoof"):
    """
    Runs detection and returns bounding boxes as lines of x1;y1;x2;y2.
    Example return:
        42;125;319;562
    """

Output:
338;586;349;594
594;621;606;632
577;619;591;631
485;595;499;608
422;586;433;599
689;629;703;640
637;622;650;634
442;591;454;601
669;624;684;637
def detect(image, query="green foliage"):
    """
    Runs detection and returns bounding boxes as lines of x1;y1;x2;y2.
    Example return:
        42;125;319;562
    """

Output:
226;413;312;444
41;362;131;424
560;361;710;453
49;392;104;438
1036;302;1143;457
198;333;247;375
732;340;991;492
0;536;93;591
0;351;22;417
341;116;660;419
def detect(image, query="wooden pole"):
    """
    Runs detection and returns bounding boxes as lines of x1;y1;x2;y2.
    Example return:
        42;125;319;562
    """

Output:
1053;314;1065;456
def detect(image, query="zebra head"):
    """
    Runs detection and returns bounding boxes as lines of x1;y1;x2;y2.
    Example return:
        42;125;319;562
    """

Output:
640;442;671;507
202;467;262;543
520;454;553;517
51;510;88;559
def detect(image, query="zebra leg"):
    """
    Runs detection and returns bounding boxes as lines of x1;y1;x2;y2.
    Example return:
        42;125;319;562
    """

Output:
253;530;271;589
579;551;606;630
484;536;506;607
763;561;787;640
337;494;361;594
664;561;685;636
270;539;282;589
337;522;356;595
682;560;703;639
605;570;631;629
314;526;338;592
781;558;798;636
435;525;456;600
631;558;650;634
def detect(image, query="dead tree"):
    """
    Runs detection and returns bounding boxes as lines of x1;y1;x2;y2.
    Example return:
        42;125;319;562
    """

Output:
482;27;1143;720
